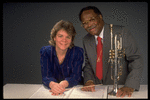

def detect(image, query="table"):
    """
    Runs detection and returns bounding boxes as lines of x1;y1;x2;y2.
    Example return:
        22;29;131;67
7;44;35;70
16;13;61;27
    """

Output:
107;85;148;99
3;84;147;99
3;84;41;99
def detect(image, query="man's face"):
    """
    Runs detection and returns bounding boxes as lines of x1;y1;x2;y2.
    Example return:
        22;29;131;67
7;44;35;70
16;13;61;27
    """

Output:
81;9;104;36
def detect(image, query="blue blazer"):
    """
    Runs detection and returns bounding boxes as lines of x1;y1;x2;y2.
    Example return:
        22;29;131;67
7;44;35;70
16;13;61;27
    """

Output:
40;45;84;89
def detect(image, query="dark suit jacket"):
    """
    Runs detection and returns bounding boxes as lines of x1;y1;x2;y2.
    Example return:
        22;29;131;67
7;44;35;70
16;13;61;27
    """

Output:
82;23;143;91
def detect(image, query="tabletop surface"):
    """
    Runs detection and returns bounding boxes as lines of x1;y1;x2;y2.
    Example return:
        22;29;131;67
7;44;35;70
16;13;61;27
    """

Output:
107;85;148;99
3;84;148;99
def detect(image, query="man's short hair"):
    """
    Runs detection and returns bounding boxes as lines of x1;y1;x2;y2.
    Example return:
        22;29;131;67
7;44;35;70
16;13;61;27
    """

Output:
79;6;103;21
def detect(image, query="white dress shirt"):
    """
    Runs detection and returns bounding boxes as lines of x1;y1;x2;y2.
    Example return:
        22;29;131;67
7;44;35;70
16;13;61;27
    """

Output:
94;26;104;45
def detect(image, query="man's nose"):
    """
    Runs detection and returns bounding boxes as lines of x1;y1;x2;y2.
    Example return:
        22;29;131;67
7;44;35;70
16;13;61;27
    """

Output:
87;21;93;28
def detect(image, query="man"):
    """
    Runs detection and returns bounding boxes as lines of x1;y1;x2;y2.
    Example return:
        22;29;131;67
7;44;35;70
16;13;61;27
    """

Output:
79;6;143;97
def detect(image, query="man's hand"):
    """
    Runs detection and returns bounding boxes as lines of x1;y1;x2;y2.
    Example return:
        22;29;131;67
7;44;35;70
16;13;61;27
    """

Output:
49;81;66;96
81;80;95;92
116;86;134;97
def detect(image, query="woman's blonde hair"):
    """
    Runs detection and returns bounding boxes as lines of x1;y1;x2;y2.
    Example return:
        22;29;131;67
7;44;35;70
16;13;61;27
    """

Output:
49;20;77;49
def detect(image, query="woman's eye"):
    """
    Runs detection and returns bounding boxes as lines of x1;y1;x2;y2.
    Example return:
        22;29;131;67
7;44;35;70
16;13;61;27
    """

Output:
67;36;71;39
58;35;63;37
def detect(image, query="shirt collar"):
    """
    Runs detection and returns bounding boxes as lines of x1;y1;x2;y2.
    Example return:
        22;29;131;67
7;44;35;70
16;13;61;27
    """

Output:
95;26;104;39
94;26;104;44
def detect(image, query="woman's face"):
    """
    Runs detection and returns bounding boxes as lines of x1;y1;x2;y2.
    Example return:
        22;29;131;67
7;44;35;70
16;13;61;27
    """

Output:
54;29;72;51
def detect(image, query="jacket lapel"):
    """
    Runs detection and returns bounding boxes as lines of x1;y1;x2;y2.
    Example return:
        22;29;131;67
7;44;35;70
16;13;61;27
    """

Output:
88;34;97;74
103;23;111;82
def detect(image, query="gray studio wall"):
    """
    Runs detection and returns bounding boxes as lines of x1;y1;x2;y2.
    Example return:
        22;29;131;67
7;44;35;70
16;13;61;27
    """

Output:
3;2;147;85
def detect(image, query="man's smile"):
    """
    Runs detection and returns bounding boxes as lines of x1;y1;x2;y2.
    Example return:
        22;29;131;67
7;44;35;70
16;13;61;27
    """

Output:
87;25;97;31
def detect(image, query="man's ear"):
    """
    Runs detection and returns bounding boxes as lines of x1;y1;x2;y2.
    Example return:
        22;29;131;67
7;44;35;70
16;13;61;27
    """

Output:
99;15;103;19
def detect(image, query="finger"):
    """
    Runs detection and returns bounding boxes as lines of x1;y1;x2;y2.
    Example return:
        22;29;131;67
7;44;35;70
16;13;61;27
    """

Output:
85;87;90;91
127;93;131;97
56;89;64;95
51;92;57;96
82;87;89;91
88;87;93;91
91;87;95;92
54;85;64;93
81;87;86;91
50;89;58;95
51;92;54;95
59;89;65;94
51;88;60;94
50;85;65;95
86;86;93;92
116;88;120;94
51;92;55;95
58;86;66;94
86;87;90;91
52;91;59;96
50;90;57;96
116;89;123;97
58;85;66;92
116;89;120;97
59;92;64;96
81;87;88;91
127;92;133;97
82;86;94;92
121;91;126;98
87;85;95;92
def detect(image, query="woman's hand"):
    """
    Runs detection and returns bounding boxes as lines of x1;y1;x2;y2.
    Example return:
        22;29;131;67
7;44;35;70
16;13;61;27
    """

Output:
59;80;69;88
49;81;66;96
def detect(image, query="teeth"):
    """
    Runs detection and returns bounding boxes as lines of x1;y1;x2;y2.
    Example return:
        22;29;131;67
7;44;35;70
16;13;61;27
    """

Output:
61;43;67;45
88;25;96;31
91;28;95;30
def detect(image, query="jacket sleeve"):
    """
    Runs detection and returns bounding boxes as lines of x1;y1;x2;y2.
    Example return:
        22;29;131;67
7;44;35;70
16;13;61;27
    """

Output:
123;28;144;91
82;39;96;84
40;46;57;89
65;48;84;87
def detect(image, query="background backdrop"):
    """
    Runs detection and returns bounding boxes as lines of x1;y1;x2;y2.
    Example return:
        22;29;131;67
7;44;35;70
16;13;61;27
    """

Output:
3;2;147;85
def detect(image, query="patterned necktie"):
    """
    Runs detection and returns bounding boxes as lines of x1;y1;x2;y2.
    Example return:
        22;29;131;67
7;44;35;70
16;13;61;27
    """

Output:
96;36;103;80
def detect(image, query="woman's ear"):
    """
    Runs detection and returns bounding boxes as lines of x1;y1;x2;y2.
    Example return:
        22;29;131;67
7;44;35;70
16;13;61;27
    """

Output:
54;37;56;41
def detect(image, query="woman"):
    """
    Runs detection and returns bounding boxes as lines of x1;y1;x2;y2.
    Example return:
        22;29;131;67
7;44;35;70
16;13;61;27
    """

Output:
40;20;84;95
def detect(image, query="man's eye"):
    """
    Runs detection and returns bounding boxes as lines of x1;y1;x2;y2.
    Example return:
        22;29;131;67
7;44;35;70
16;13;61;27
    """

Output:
82;22;86;25
83;21;88;24
90;18;95;21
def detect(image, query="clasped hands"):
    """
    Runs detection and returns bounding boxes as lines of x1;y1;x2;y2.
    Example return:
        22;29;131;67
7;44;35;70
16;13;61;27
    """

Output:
49;80;69;96
81;80;134;98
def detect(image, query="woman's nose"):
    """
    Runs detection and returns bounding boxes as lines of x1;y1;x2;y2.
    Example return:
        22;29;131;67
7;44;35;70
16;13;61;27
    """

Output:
62;37;67;42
